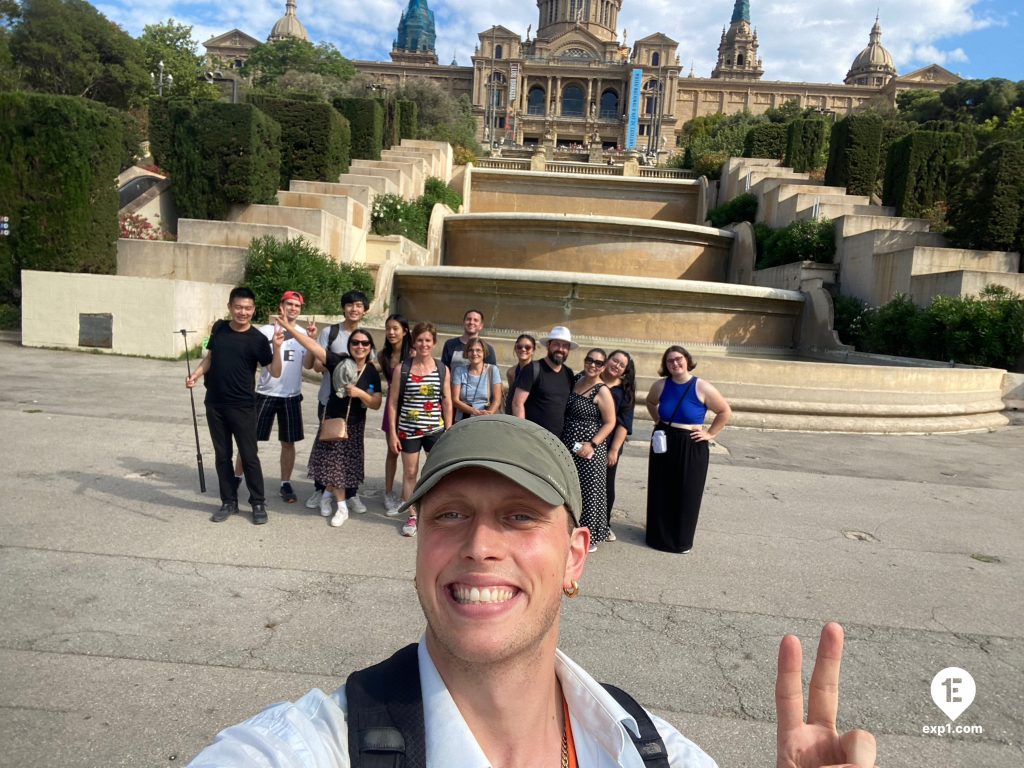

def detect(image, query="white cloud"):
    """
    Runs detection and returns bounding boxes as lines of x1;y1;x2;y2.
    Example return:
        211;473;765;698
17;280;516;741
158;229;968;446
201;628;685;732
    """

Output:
95;0;1016;82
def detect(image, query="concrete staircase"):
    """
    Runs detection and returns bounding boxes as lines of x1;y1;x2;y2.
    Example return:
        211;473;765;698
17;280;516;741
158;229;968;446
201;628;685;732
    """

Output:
720;157;1024;308
117;140;453;289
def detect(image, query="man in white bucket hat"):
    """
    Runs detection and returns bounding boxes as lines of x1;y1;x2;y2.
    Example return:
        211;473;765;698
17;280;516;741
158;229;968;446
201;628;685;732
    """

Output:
510;325;578;436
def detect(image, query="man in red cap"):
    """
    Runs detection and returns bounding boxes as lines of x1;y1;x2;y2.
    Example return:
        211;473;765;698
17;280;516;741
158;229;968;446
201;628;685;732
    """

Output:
233;291;316;505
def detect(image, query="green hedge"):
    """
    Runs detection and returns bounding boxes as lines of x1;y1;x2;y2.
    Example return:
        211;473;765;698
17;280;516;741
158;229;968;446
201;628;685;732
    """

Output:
882;130;962;218
333;97;384;160
150;99;281;220
398;99;418;141
244;236;374;323
707;193;757;228
0;92;122;307
248;94;350;188
756;218;835;270
947;140;1024;253
825;112;883;197
743;123;788;160
784;118;829;173
835;287;1024;370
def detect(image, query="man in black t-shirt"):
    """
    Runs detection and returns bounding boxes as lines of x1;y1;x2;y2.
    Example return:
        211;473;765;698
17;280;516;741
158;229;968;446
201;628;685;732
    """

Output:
440;309;497;371
187;287;283;524
510;325;577;436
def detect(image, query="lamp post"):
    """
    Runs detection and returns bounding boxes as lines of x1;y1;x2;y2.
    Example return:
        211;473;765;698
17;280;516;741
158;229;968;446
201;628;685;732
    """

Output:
151;60;173;97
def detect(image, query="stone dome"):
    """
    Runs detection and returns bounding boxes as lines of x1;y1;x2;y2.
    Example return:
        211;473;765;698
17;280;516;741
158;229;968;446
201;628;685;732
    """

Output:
268;0;309;43
845;16;895;86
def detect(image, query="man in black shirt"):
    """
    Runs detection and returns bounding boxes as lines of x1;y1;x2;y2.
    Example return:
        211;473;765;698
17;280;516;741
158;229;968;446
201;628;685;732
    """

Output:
440;309;497;371
187;287;283;524
510;325;577;436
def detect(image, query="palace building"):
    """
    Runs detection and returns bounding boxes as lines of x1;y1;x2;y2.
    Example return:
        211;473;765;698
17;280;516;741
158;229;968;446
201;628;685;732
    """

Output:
206;0;962;150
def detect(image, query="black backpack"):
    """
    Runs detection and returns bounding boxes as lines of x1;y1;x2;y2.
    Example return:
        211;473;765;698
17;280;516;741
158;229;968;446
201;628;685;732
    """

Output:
396;358;448;407
345;644;670;767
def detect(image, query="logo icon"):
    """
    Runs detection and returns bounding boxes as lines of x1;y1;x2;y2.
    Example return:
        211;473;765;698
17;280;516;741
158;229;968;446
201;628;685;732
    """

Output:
931;667;975;721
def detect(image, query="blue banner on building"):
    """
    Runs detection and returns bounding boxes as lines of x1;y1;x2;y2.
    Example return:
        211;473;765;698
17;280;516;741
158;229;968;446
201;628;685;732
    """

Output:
625;68;643;150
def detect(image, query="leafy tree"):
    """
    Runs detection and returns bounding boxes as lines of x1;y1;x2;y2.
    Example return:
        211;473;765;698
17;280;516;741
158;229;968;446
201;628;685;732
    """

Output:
895;89;943;123
138;19;219;101
394;79;479;152
0;0;19;91
242;39;355;90
764;98;802;124
8;0;150;110
678;111;765;177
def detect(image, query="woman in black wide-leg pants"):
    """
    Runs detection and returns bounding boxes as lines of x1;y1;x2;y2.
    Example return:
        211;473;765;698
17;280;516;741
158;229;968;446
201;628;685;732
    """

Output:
644;345;731;554
646;425;709;552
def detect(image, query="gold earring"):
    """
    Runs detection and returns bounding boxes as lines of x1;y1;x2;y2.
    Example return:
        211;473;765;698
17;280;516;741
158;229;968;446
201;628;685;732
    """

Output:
563;580;580;599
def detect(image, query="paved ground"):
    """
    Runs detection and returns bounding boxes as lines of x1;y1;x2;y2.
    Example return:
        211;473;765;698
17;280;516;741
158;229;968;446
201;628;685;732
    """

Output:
0;340;1021;767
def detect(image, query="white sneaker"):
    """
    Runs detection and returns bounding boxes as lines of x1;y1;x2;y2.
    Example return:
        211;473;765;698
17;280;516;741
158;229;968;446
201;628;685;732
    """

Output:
330;502;349;528
319;492;335;517
305;489;324;509
348;495;367;514
401;515;417;537
385;493;401;516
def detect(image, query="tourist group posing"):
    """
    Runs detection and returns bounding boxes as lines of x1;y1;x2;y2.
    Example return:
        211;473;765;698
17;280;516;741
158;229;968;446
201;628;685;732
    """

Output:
186;288;732;553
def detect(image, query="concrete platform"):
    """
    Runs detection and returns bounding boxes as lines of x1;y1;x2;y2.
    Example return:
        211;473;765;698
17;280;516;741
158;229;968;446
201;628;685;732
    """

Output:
0;340;1020;766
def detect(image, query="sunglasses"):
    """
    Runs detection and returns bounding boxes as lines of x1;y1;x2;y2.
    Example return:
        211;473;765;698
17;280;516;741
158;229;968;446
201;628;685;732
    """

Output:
350;339;372;347
584;357;606;367
515;345;534;351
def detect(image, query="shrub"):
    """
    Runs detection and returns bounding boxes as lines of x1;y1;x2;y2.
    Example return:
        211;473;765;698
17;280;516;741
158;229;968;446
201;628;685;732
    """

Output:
119;213;174;241
452;145;476;165
743;122;788;160
882;130;963;217
371;193;428;245
0;93;123;308
707;193;757;228
831;294;869;348
757;218;835;269
244;236;374;323
825;112;883;196
247;95;350;188
150;99;281;220
946;140;1024;252
784;118;829;173
333;97;384;160
692;151;730;180
0;303;20;330
397;100;418;141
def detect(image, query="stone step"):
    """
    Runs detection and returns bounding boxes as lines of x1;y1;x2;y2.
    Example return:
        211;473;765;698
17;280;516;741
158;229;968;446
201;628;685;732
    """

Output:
834;214;932;239
176;219;317;249
910;269;1024;304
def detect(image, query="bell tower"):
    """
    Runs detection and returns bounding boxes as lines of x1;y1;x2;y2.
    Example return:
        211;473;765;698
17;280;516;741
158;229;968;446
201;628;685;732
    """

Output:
711;0;764;80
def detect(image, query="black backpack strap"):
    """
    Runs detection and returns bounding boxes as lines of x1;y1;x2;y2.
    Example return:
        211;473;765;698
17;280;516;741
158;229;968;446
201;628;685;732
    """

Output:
346;644;425;768
397;358;413;410
327;322;341;349
600;683;671;768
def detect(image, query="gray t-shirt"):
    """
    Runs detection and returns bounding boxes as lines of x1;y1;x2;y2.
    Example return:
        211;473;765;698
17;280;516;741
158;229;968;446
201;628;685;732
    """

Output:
316;324;351;406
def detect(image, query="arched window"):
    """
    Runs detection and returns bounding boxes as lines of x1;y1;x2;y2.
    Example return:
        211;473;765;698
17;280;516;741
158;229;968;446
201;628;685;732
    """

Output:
599;89;619;119
495;44;503;60
737;53;744;66
562;84;584;117
651;52;660;67
527;86;546;116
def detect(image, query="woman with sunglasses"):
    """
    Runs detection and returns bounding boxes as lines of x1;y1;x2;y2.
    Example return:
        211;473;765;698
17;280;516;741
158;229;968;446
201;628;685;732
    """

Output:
270;315;383;527
600;349;636;542
504;333;536;402
377;314;411;515
644;345;731;553
306;329;382;527
560;348;616;552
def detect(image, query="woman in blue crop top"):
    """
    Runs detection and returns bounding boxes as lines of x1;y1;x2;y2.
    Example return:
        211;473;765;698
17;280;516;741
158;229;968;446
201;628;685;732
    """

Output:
643;345;731;553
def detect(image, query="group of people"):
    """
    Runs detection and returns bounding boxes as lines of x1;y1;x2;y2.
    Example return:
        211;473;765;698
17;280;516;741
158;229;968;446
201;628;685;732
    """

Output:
186;289;732;554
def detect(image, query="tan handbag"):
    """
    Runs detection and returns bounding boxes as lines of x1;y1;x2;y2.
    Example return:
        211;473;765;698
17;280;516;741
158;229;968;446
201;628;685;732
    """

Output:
319;399;352;441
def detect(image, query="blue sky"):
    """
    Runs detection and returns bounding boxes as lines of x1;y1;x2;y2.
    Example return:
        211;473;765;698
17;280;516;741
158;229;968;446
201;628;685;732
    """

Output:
97;0;1022;85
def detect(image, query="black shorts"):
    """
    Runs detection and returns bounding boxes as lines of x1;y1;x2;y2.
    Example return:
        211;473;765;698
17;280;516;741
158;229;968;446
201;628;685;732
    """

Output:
254;394;304;443
400;429;445;454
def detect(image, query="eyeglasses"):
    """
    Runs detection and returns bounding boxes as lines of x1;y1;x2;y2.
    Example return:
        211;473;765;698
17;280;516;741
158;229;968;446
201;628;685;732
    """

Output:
584;357;606;367
515;345;534;351
350;339;372;347
466;347;483;354
666;356;686;365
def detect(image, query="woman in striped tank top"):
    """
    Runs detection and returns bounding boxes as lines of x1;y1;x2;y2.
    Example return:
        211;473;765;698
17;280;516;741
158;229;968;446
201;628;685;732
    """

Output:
386;321;453;537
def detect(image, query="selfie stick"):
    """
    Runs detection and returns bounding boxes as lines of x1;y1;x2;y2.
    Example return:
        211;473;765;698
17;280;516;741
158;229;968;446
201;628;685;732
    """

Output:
178;329;207;493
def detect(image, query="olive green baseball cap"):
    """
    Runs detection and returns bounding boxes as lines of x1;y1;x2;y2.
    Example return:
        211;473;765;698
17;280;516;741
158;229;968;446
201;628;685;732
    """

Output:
399;415;581;525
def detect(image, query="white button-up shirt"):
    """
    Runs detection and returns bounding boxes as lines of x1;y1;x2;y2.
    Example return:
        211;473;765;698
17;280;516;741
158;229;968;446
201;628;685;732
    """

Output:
188;642;718;768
